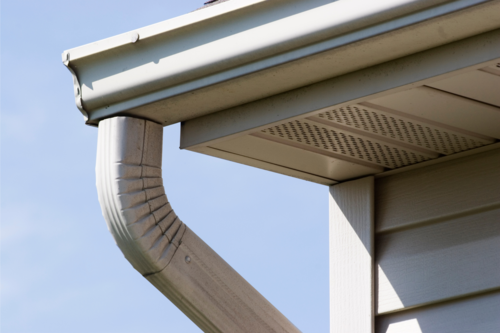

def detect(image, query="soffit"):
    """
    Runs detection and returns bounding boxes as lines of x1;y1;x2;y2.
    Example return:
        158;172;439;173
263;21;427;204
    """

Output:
181;31;500;185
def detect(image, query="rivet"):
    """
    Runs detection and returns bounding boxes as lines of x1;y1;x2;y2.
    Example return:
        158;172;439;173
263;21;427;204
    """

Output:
130;32;140;43
185;256;191;264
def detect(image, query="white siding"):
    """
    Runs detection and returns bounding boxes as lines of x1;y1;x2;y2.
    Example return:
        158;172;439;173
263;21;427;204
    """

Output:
377;291;500;333
374;149;500;331
375;148;500;233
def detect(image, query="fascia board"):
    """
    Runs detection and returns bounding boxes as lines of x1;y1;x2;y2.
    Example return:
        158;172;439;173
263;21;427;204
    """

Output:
62;0;499;125
180;29;500;149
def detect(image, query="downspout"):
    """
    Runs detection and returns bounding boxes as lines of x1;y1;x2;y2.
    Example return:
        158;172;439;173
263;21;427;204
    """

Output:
96;116;300;333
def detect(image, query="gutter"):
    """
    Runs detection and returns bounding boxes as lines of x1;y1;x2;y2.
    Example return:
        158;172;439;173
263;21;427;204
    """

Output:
96;116;300;332
62;0;500;126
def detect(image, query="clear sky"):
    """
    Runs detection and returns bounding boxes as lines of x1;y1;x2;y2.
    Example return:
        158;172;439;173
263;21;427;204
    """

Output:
1;1;329;332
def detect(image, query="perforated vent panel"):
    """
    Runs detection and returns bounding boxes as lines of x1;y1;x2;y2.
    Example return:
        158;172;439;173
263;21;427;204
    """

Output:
317;105;491;155
259;104;493;169
261;120;431;169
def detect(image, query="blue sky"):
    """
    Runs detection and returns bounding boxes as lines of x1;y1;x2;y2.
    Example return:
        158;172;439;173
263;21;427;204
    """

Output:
1;1;329;331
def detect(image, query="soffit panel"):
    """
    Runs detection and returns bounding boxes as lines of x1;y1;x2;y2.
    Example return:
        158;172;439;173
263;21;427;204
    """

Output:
186;61;500;184
426;69;500;107
367;86;500;138
212;135;382;182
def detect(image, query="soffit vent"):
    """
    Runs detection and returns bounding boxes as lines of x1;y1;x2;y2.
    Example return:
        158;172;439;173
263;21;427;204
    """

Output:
316;105;491;155
258;119;431;169
255;104;493;170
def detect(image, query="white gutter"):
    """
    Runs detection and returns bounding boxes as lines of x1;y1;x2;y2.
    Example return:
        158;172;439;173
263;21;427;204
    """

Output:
96;116;300;332
63;0;500;125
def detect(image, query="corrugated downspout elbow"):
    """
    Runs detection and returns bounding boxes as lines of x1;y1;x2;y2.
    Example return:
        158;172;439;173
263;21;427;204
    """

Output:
96;116;300;333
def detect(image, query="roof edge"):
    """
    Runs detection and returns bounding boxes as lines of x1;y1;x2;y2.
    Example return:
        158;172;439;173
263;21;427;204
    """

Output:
63;0;500;125
62;0;266;62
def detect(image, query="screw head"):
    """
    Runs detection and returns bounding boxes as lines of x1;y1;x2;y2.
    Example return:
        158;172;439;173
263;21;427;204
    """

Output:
185;256;191;264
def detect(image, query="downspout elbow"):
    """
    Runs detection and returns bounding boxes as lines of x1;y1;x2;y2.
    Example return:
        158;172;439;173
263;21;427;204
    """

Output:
95;116;300;333
96;117;185;276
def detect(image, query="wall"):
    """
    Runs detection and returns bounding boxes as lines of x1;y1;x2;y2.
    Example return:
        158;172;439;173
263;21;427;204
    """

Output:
374;148;500;332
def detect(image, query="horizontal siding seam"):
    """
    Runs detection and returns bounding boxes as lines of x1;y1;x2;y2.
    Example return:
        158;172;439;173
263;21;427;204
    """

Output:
376;202;500;234
375;286;500;316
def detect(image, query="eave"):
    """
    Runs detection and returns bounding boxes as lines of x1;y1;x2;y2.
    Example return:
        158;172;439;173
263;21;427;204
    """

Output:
180;29;500;184
62;1;500;330
63;0;500;127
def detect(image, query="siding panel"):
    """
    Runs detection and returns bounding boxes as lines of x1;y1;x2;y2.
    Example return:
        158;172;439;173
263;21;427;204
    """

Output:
375;149;500;233
376;208;500;314
376;291;500;333
375;148;500;316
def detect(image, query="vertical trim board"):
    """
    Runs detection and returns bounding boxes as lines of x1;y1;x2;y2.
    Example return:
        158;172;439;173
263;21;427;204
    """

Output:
329;176;374;333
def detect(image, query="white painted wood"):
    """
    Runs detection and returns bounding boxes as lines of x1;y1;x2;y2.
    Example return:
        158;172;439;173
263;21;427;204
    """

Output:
329;177;374;333
376;207;500;314
212;135;380;181
375;148;500;233
367;86;500;139
427;70;500;107
376;291;500;333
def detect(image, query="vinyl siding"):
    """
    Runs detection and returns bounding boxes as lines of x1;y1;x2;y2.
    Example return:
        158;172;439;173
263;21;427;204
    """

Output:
374;148;500;332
